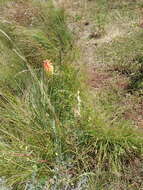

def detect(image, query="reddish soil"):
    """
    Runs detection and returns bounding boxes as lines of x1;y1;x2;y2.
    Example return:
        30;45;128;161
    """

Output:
123;98;143;128
88;67;112;89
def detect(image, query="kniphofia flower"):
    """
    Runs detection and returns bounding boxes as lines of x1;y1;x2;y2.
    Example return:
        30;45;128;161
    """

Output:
43;59;54;75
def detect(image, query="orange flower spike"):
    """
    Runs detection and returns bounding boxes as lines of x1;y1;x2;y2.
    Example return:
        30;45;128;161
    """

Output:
43;59;54;75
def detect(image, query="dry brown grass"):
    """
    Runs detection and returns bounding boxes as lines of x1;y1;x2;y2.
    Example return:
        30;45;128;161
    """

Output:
0;1;40;26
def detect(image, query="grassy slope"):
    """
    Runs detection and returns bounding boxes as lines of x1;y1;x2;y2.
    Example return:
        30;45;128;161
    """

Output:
0;0;143;189
70;0;143;188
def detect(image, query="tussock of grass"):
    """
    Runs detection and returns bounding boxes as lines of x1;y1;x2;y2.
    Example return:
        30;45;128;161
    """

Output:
0;0;143;189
